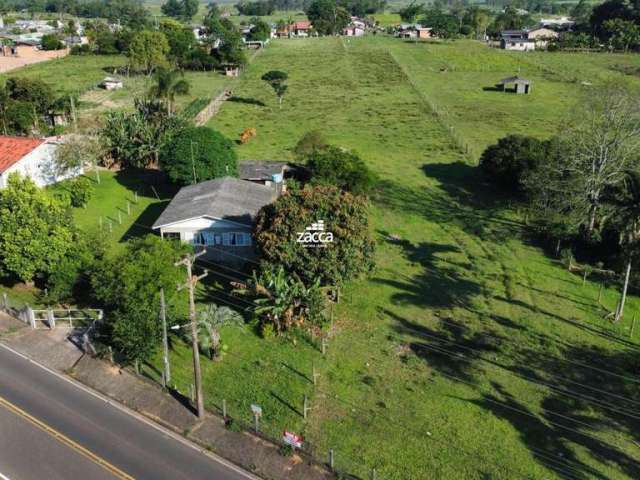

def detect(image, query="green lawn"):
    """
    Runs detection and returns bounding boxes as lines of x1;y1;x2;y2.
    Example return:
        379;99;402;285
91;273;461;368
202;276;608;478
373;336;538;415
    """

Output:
1;54;127;96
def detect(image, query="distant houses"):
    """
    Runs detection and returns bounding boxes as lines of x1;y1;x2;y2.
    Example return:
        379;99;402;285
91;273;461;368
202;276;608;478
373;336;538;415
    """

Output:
0;135;82;189
395;24;433;40
500;27;559;51
276;21;312;38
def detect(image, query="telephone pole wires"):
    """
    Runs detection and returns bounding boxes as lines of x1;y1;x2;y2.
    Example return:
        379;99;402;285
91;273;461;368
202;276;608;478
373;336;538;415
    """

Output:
175;250;208;419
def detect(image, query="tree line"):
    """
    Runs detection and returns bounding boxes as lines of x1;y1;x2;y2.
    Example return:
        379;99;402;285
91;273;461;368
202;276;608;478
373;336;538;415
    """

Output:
480;82;640;322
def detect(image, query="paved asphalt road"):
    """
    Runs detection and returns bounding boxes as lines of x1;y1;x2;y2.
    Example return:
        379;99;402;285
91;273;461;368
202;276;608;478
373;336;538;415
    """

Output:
0;344;255;480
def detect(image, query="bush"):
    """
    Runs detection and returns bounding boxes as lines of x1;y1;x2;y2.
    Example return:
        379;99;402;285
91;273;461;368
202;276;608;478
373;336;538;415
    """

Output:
160;126;238;185
306;146;376;195
479;135;548;195
41;34;64;50
293;130;327;159
255;185;375;286
68;177;94;208
70;44;92;55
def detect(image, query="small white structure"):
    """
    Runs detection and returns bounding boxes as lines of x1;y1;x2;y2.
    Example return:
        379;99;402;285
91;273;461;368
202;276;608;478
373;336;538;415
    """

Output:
0;136;82;189
100;77;123;90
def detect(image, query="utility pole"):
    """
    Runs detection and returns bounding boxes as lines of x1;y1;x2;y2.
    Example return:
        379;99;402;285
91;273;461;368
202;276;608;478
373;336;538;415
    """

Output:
160;288;170;386
175;251;208;419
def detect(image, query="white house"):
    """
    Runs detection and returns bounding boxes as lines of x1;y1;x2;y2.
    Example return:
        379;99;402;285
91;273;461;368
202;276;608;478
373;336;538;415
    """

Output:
152;177;278;265
0;135;82;189
500;27;559;51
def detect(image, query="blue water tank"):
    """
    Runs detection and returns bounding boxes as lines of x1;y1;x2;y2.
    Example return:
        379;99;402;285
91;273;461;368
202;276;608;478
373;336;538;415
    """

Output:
272;173;283;183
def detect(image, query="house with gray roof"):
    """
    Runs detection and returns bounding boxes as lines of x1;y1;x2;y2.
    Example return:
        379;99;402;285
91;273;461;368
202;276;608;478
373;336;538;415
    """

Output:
152;177;277;264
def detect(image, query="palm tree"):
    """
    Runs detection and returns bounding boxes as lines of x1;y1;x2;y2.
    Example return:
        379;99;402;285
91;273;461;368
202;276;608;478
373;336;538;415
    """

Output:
147;68;190;115
604;170;640;322
196;303;243;359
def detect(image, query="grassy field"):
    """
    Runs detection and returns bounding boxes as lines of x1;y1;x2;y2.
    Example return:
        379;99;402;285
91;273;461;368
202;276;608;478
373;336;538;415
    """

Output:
200;37;640;479
1;54;127;96
78;69;235;130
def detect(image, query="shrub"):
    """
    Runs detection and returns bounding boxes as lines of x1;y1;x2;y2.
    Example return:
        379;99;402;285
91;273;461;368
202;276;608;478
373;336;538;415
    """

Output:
255;185;375;286
306;146;376;195
160;126;238;185
479;134;548;195
41;34;64;50
293;130;327;159
68;177;94;208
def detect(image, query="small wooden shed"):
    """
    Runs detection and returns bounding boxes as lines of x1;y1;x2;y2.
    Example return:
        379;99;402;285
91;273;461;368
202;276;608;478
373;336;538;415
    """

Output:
496;76;532;94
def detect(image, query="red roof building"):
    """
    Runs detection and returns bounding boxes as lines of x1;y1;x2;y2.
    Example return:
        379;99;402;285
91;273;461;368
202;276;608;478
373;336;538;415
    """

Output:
0;136;45;174
0;135;82;189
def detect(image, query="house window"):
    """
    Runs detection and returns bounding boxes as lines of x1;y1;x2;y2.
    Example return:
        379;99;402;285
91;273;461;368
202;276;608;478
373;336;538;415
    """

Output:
164;232;180;240
222;232;252;246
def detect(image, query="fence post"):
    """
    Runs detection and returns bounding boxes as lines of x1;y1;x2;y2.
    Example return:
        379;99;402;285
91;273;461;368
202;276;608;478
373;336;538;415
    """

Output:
47;309;55;329
371;468;377;480
27;305;35;329
329;449;334;471
321;338;327;356
2;292;7;310
303;395;309;419
126;201;131;215
118;211;122;225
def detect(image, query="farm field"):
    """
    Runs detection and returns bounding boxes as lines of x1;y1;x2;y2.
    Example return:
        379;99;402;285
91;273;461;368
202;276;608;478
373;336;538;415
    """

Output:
181;37;640;478
0;54;127;96
78;69;235;130
376;37;640;157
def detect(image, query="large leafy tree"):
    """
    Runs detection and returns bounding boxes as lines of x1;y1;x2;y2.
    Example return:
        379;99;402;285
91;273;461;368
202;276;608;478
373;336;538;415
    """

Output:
306;0;350;35
128;30;170;75
479;135;550;195
160;126;238;185
160;18;196;64
0;174;76;283
306;146;376;195
399;1;424;22
254;185;375;286
249;18;272;41
92;235;190;364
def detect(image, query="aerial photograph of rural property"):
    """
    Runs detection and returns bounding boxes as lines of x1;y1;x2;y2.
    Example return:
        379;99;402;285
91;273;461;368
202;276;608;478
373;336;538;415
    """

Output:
0;0;639;478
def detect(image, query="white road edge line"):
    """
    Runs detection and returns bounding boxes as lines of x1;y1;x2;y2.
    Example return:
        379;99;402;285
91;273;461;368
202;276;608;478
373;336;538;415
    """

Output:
0;342;260;480
0;470;11;480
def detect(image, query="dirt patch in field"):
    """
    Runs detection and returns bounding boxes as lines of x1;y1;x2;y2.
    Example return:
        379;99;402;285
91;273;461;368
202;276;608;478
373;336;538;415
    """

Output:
0;47;69;73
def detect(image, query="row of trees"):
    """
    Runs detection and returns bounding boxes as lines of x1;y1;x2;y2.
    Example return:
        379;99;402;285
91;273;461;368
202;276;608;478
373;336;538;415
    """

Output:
75;7;247;73
545;0;640;52
480;82;640;322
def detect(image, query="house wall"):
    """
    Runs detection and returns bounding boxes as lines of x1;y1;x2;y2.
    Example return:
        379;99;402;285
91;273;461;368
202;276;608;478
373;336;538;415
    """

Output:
159;217;257;265
501;39;536;51
0;141;83;189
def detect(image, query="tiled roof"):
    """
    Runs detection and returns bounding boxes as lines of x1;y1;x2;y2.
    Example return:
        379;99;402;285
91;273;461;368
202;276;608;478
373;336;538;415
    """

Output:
295;21;311;29
0;136;44;173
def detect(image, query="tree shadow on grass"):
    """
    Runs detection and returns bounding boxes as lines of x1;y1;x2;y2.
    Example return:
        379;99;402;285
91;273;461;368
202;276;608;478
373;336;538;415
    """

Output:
386;305;640;478
387;309;502;384
228;96;266;107
118;201;170;242
372;236;482;310
374;165;523;244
